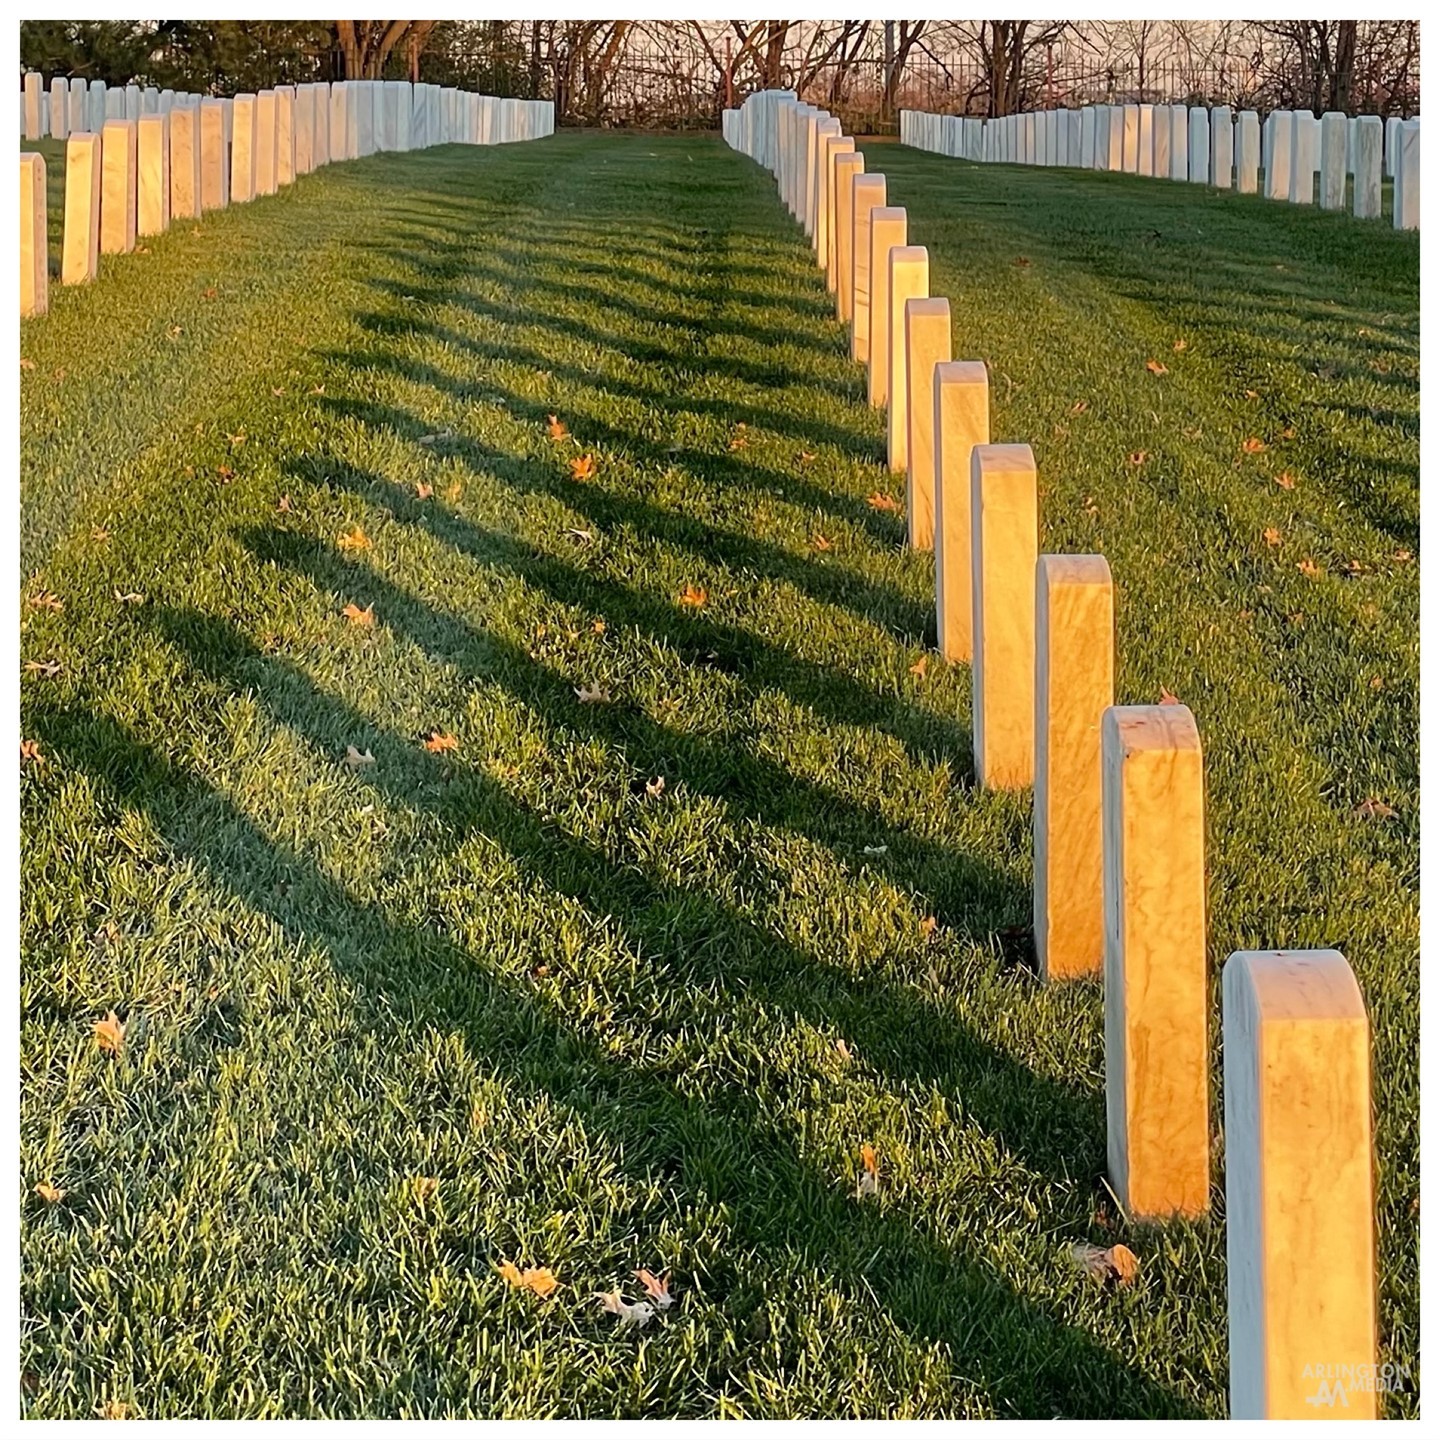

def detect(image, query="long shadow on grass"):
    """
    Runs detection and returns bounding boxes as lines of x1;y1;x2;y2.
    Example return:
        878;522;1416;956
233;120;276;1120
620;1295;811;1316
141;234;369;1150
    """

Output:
275;470;957;771
36;700;1198;1420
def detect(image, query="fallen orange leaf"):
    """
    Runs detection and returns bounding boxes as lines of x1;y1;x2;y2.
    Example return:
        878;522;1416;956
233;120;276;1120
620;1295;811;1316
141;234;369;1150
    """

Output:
547;414;569;440
93;1011;125;1055
341;602;374;627
570;454;596;481
1298;558;1321;578
909;656;929;677
20;740;44;768
1241;437;1267;454
634;1269;674;1309
1127;451;1147;466
868;492;902;513
415;482;433;500
424;730;459;753
678;585;708;608
1274;471;1296;490
1263;527;1282;547
1145;358;1168;375
337;525;370;553
811;534;833;551
1159;687;1180;705
34;1180;65;1204
1172;338;1188;352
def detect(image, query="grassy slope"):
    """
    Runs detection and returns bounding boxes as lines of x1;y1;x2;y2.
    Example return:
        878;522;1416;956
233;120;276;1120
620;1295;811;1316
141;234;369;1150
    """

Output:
19;132;1417;1419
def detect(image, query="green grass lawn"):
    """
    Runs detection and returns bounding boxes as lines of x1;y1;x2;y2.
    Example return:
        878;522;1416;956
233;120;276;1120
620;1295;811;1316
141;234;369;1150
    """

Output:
19;131;1418;1419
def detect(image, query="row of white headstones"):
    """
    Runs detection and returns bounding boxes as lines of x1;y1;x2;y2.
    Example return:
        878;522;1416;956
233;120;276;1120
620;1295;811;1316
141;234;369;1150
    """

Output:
897;102;1419;230
19;72;555;317
724;86;1384;1422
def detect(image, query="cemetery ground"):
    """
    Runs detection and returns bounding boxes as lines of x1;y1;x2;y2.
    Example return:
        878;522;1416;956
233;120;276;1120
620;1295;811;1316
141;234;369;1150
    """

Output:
20;132;1417;1419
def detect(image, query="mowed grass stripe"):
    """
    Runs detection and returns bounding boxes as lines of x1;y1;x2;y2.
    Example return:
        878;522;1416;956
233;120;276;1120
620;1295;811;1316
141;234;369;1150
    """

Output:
21;133;1415;1418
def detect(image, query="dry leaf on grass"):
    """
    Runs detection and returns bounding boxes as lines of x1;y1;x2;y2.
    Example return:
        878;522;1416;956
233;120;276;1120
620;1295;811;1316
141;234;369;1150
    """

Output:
342;602;374;627
423;731;458;753
1274;471;1296;490
1069;400;1089;415
1127;451;1147;466
836;1039;853;1063
570;454;597;481
645;776;666;798
812;534;833;551
909;656;929;677
1263;527;1282;547
1297;558;1321;578
575;683;611;704
28;590;63;612
344;746;375;770
34;1180;65;1204
679;585;708;608
857;1143;879;1196
500;1262;560;1299
634;1269;674;1309
1159;687;1180;705
1172;338;1188;352
594;1290;654;1327
547;414;569;440
867;492;902;513
417;429;454;446
1354;797;1397;819
1145;359;1168;375
920;915;939;941
862;844;888;856
1070;1241;1140;1285
1241;437;1267;454
93;1011;125;1055
415;483;433;501
337;525;370;553
21;740;45;768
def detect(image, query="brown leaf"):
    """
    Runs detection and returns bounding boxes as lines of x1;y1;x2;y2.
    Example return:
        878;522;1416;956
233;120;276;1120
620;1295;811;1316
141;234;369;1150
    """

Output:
337;525;370;553
569;454;597;481
1127;451;1147;466
1069;400;1089;415
594;1289;653;1327
1172;338;1188;352
1393;549;1413;563
20;357;36;371
20;739;45;768
410;1176;439;1203
728;433;748;451
575;683;611;705
92;1011;125;1055
645;775;666;798
678;585;708;608
835;1039;853;1062
1070;1241;1140;1285
811;533;833;551
91;527;110;543
34;1180;65;1204
909;655;929;678
592;619;606;634
415;482;433;501
920;915;939;940
1263;527;1282;547
23;659;63;678
342;602;374;627
500;1261;560;1299
28;590;64;612
344;745;375;770
1354;797;1397;819
1274;471;1296;490
867;492;902;513
202;286;218;300
1241;437;1267;454
1297;558;1321;578
96;1399;129;1420
276;494;293;513
798;450;817;464
1281;425;1296;440
1158;687;1180;705
423;730;458;753
114;590;145;606
547;413;569;440
634;1269;674;1309
1145;359;1168;375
